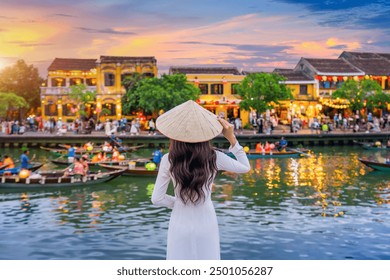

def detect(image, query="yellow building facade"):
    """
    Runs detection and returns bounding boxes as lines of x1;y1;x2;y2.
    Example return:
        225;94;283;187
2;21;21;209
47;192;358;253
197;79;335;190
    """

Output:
95;56;157;120
40;56;157;122
40;58;97;121
169;67;248;123
274;69;318;123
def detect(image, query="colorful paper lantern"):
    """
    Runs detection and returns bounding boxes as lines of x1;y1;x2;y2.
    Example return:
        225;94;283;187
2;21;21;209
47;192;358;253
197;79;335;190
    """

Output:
19;169;30;179
145;162;157;171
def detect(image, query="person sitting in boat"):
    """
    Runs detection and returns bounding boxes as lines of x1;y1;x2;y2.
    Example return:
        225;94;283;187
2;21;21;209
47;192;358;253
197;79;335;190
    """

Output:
255;142;263;152
2;155;15;169
97;152;107;162
278;137;288;152
264;141;271;152
385;158;390;164
80;155;90;175
64;157;85;178
20;150;35;169
102;141;112;152
112;147;120;161
152;146;164;165
91;154;99;163
109;133;123;148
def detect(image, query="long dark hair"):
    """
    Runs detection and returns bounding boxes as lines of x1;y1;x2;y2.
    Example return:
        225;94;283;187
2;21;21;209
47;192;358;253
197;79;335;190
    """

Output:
169;140;218;205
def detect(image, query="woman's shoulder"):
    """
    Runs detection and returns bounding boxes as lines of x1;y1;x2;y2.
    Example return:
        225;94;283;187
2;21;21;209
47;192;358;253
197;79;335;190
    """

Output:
160;153;170;164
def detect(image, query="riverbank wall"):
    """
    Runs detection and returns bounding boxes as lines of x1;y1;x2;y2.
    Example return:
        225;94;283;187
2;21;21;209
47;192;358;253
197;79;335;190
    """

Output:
1;130;389;149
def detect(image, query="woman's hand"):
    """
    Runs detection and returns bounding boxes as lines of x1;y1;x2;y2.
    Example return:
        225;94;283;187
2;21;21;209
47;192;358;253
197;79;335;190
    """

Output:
218;117;237;147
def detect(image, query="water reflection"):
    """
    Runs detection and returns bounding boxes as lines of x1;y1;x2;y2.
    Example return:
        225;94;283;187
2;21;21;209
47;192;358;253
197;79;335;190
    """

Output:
0;146;389;259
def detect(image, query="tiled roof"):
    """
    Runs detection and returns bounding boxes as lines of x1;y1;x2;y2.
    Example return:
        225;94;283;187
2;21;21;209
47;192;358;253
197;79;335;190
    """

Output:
273;69;314;81
99;56;157;64
303;58;362;74
340;51;390;76
340;52;382;59
241;71;270;75
377;53;390;61
48;58;97;71
169;66;242;75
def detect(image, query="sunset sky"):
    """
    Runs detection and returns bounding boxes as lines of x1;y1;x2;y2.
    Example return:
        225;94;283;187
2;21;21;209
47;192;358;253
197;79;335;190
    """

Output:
0;0;389;77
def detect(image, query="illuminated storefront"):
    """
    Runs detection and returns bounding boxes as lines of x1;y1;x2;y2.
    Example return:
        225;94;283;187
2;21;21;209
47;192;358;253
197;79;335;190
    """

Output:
40;56;157;121
169;67;247;122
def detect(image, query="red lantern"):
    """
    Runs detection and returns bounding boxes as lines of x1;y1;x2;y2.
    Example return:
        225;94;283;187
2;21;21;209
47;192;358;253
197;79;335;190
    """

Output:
338;76;343;81
196;99;200;104
214;101;219;105
327;76;333;82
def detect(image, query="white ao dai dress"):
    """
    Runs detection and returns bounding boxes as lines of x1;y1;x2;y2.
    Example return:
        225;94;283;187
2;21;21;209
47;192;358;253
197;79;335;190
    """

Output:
152;143;250;260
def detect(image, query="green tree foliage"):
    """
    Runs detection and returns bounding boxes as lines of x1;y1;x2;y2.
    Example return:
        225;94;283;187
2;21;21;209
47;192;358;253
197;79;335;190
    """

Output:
68;84;96;118
0;92;28;118
122;72;144;92
0;59;43;110
332;80;362;110
332;79;389;111
121;73;145;115
122;73;200;115
235;73;293;114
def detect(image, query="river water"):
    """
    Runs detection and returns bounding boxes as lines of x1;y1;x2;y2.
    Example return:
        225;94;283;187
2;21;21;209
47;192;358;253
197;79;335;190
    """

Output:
0;146;389;260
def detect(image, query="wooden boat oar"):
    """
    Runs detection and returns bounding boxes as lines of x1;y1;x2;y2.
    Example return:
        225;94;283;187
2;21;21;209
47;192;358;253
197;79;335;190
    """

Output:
286;148;312;157
108;135;126;151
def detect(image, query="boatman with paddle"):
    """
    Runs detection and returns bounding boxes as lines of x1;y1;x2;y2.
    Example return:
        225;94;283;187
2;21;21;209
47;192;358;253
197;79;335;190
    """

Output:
20;150;36;169
278;137;288;152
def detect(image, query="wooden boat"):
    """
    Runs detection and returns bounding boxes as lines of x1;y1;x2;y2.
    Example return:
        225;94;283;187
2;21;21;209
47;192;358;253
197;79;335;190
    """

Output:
51;158;111;167
0;169;124;189
246;149;302;159
0;162;44;176
42;144;144;155
40;146;67;154
361;143;388;150
59;143;145;152
359;158;390;171
0;164;10;171
51;157;152;167
98;163;158;177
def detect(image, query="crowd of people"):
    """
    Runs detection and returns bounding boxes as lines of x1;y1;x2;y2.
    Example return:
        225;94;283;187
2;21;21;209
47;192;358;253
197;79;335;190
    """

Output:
2;111;390;137
249;111;390;135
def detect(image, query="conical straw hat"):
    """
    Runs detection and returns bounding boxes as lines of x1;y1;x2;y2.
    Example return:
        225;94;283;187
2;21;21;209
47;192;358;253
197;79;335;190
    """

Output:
156;100;223;143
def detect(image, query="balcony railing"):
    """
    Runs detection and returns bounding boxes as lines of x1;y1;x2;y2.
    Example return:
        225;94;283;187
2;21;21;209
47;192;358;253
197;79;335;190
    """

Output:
40;86;97;96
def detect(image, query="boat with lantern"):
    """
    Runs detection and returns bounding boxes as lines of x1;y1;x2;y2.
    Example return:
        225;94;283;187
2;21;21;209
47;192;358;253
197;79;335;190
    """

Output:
246;150;302;159
40;144;144;155
51;156;152;167
361;143;388;150
98;161;158;177
0;168;124;189
0;162;44;176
